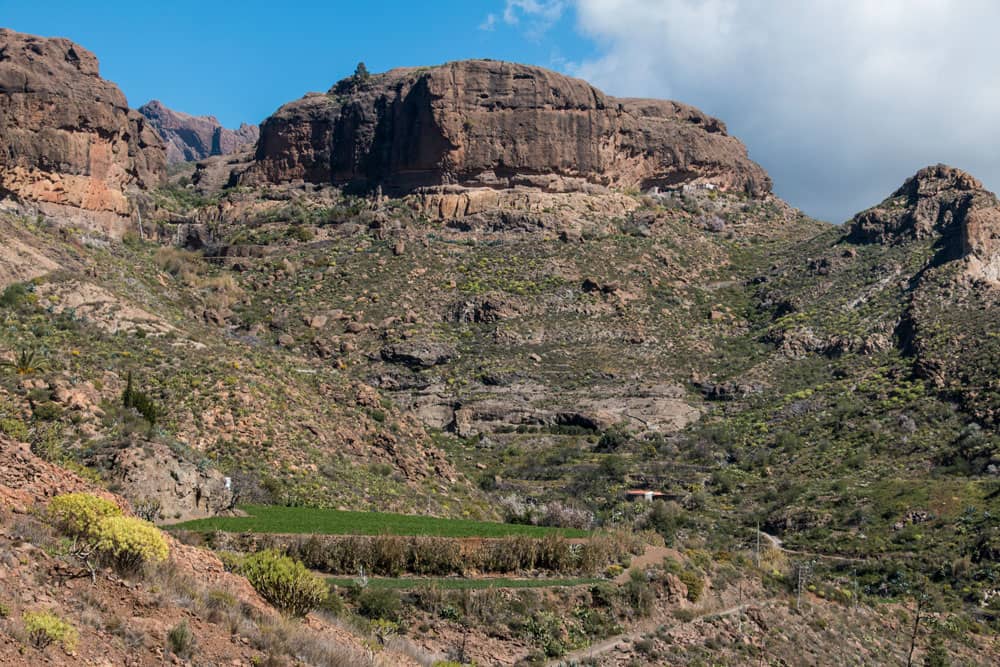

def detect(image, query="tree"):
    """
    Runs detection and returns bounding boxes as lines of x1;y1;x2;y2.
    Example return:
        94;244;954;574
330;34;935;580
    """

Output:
353;61;370;83
122;371;159;425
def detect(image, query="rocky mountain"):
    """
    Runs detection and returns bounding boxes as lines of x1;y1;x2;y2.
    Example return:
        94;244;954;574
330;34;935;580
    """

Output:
245;60;771;198
0;32;999;665
138;99;258;164
0;28;165;237
848;164;1000;283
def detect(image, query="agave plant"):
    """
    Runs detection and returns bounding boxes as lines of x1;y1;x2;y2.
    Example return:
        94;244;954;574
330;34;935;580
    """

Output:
0;346;49;375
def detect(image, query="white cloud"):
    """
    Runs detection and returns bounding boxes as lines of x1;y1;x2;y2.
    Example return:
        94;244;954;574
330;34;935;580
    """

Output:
503;0;567;39
479;13;498;31
565;0;1000;221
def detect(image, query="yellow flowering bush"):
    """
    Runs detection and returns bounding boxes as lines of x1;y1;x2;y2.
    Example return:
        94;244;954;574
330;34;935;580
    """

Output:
241;549;327;617
22;610;78;652
91;515;169;572
46;493;121;538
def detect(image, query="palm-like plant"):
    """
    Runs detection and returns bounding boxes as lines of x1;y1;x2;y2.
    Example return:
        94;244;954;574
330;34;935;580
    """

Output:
0;347;49;375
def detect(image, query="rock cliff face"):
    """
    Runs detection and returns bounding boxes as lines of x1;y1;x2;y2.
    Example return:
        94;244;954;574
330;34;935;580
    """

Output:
245;60;771;197
848;164;1000;283
138;99;258;164
0;28;165;236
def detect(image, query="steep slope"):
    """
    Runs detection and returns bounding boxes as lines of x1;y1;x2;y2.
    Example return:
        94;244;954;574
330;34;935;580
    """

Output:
138;100;258;164
839;165;1000;422
0;209;477;518
0;434;419;666
244;60;771;198
0;28;165;237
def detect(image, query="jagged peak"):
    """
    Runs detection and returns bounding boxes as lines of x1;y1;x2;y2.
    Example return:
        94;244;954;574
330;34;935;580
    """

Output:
893;164;988;200
847;164;1000;284
847;164;998;246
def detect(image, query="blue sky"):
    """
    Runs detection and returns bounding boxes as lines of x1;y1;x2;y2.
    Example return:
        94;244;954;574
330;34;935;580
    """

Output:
5;1;1000;223
3;1;587;128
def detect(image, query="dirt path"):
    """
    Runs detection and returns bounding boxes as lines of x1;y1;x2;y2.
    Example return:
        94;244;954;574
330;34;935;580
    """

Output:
550;603;750;666
761;530;922;563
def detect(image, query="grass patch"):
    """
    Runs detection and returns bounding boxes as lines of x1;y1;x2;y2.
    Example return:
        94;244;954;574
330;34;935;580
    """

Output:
167;505;589;538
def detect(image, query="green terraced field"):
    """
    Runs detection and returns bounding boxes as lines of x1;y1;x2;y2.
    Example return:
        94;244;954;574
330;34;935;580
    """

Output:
167;504;589;538
327;576;601;590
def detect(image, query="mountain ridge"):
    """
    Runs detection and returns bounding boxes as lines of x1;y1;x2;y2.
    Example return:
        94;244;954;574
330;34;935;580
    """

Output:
0;26;998;666
138;99;259;165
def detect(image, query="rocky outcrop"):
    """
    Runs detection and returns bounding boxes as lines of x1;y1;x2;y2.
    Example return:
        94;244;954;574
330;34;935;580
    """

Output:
381;340;456;368
847;164;1000;283
104;442;233;522
389;379;701;437
848;164;1000;283
0;29;166;236
138;99;259;164
244;60;771;198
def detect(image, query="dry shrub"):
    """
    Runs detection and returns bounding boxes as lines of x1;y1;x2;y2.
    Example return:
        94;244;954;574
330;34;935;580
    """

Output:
410;537;463;575
200;274;243;310
224;529;649;577
154;247;205;283
371;535;408;576
758;545;789;576
536;534;572;571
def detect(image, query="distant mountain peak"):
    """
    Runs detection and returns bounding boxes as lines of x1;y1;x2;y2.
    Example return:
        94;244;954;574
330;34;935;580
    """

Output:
138;100;258;164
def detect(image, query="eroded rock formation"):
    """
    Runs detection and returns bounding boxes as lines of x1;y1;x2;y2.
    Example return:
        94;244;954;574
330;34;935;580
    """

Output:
0;28;166;236
244;60;771;198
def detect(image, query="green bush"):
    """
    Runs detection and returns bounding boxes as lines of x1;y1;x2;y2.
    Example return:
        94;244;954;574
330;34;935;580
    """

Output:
122;372;159;425
167;619;196;659
678;568;704;602
624;569;655;616
357;587;401;621
31;402;63;421
242;549;327;617
0;282;30;308
22;610;78;652
0;417;30;441
47;493;122;538
663;557;704;602
92;516;169;572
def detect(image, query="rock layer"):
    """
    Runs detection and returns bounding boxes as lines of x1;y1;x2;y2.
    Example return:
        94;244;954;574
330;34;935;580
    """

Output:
0;28;166;235
245;60;771;197
848;164;1000;283
138;99;259;164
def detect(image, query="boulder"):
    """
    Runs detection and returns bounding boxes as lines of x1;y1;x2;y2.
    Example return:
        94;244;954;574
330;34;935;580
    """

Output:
103;441;232;522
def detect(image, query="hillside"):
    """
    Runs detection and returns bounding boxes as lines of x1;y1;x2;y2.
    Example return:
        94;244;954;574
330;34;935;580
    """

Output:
0;27;998;666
